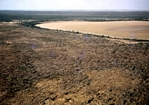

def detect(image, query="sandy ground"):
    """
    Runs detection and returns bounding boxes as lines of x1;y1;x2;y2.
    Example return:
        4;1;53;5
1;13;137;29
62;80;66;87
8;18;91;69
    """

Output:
36;21;149;39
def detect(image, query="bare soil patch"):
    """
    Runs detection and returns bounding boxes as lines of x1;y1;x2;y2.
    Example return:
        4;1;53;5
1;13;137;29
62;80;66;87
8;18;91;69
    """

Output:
36;21;149;39
0;22;149;105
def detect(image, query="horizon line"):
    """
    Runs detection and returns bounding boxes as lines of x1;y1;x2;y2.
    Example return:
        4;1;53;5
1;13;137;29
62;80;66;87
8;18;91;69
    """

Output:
0;9;149;12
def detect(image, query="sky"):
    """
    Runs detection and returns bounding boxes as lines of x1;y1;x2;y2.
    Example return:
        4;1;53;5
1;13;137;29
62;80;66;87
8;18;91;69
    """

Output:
0;0;149;11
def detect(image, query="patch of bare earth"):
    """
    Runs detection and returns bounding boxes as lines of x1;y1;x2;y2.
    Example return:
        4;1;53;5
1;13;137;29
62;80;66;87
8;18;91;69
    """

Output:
0;23;149;105
36;21;149;40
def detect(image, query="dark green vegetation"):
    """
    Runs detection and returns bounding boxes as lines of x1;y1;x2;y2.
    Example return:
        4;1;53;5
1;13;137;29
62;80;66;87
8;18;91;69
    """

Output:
1;11;149;22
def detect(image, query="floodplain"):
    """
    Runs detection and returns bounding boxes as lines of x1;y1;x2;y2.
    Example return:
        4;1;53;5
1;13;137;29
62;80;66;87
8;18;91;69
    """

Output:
37;21;149;39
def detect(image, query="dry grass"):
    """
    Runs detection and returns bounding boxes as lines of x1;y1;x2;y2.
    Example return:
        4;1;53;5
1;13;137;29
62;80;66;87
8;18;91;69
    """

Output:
36;21;149;39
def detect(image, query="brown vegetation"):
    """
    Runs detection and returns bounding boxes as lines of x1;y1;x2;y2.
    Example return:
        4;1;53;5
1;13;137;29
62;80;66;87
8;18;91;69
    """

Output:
0;23;149;105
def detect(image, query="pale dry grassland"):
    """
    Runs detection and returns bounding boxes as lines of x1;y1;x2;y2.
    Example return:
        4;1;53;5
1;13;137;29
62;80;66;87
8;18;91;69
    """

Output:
36;21;149;39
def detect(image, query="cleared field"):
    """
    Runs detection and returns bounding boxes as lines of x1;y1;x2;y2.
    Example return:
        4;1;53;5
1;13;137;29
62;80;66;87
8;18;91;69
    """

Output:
36;21;149;39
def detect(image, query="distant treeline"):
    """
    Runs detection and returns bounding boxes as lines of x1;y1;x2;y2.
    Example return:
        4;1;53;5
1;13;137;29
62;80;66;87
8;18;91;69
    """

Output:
0;11;149;22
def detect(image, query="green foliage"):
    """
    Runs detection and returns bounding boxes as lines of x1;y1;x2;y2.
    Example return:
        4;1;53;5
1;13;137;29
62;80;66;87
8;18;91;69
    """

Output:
20;21;40;28
0;11;149;22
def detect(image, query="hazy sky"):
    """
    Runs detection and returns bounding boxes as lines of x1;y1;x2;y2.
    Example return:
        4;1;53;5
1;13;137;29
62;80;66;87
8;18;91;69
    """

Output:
0;0;149;11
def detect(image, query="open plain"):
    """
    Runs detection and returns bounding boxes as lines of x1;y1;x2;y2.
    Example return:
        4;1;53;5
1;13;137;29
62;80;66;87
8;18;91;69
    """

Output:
0;21;149;105
36;21;149;39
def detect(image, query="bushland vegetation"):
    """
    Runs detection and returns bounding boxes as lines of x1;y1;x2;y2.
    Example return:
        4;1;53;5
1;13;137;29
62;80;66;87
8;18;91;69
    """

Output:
0;11;149;104
0;22;149;104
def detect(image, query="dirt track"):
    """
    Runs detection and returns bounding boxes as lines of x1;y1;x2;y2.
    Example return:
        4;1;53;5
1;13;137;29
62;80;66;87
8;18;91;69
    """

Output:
36;21;149;39
0;23;149;105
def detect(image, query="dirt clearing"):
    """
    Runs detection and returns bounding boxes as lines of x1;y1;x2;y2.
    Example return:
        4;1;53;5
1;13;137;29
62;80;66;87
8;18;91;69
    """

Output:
36;21;149;39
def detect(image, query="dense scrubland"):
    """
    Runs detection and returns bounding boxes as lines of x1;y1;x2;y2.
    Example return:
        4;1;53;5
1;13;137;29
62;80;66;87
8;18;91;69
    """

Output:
0;11;149;104
1;11;149;23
